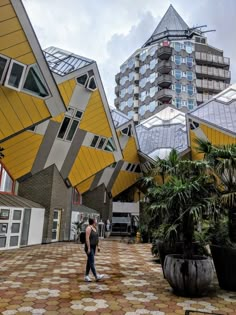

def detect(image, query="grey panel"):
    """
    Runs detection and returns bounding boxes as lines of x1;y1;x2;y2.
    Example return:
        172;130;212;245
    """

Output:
90;172;104;191
21;208;31;246
107;161;124;192
60;128;87;179
32;120;60;175
0;194;43;208
190;99;236;135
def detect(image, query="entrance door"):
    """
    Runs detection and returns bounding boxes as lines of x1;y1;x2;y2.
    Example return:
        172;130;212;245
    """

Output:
51;209;61;242
0;208;23;250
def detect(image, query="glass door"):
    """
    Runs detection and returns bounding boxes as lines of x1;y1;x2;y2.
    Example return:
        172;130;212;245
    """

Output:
0;208;23;250
52;209;61;242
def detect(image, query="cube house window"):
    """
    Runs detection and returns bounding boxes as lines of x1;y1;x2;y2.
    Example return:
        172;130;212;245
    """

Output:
77;73;88;86
23;64;49;98
91;135;99;147
87;76;97;91
7;62;25;89
0;55;10;84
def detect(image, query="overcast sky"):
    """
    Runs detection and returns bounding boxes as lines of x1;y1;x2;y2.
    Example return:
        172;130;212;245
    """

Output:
23;0;236;107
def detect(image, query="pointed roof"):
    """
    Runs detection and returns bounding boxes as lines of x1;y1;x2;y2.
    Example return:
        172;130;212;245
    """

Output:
153;5;188;35
144;5;190;47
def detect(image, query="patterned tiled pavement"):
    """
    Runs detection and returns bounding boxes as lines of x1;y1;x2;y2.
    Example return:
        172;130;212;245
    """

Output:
1;241;236;315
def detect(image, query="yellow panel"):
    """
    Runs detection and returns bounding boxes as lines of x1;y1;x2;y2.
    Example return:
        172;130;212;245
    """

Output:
190;123;236;160
112;170;140;197
57;79;76;107
0;87;25;134
123;137;139;163
69;146;115;187
18;93;44;122
0;0;10;6
0;29;26;51
58;83;69;106
0;4;15;22
2;132;43;180
16;52;36;64
79;90;112;137
1;42;33;61
51;113;64;123
31;97;50;119
1;88;33;128
0;16;21;36
76;176;95;194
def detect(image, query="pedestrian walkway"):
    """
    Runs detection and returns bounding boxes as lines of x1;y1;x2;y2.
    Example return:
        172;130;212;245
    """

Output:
0;241;235;315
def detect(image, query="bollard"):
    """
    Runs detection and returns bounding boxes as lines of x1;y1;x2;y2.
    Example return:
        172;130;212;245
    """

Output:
136;232;141;243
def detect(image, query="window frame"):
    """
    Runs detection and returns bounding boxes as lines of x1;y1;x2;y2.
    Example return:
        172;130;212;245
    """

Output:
4;60;27;91
57;107;83;142
76;73;89;87
22;64;50;99
0;162;15;194
0;54;11;85
86;76;97;91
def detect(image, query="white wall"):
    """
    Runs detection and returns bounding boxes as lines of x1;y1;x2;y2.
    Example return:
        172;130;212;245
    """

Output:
112;202;140;215
27;208;45;245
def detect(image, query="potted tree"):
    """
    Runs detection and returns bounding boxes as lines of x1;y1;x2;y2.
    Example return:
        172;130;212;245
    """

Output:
196;139;236;291
142;151;216;296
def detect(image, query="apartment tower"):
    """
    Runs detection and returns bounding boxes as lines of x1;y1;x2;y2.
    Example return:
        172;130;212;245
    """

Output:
114;5;231;123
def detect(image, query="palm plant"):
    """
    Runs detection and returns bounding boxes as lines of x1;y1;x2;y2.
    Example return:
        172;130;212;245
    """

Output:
142;150;217;258
195;138;236;243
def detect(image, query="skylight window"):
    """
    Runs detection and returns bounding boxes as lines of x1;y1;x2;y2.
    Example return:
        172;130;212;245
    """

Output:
217;89;236;103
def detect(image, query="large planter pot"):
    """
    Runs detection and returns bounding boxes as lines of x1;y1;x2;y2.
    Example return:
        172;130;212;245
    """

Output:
210;245;236;291
164;254;214;297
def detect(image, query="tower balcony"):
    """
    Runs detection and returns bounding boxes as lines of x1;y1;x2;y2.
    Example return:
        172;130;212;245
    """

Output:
133;99;139;109
134;72;139;82
196;79;230;94
114;98;119;107
156;60;172;74
115;86;120;96
196;93;212;104
156;74;172;88
115;73;120;84
196;65;231;83
135;59;140;69
133;86;139;96
156;88;174;102
157;46;172;60
195;52;230;70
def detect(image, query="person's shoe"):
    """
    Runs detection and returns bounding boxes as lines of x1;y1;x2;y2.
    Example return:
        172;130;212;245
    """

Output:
84;275;92;282
96;274;104;281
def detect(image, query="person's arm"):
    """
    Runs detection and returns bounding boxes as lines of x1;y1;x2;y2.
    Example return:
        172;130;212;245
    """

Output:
85;226;91;253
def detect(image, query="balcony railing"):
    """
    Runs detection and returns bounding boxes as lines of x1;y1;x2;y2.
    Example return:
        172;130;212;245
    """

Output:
156;74;172;88
196;79;230;93
115;73;120;84
115;86;119;96
157;46;172;60
156;60;172;74
195;52;230;70
196;93;212;104
156;88;174;102
195;65;231;83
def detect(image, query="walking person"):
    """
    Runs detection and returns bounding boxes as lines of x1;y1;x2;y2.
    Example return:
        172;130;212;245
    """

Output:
84;218;104;282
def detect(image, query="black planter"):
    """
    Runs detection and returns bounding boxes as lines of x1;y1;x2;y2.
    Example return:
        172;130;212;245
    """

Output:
210;244;236;291
164;254;214;297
